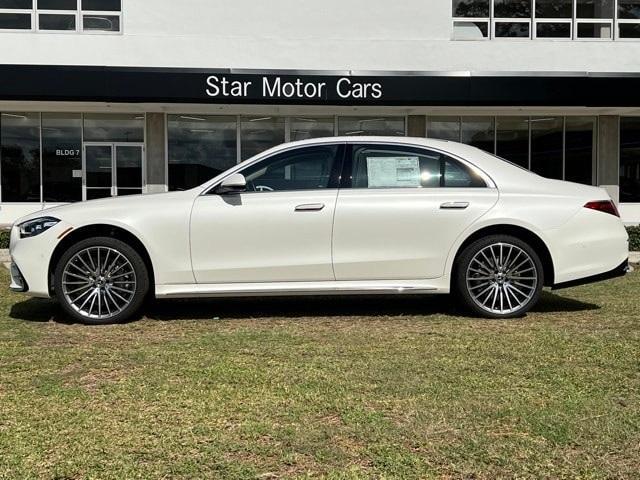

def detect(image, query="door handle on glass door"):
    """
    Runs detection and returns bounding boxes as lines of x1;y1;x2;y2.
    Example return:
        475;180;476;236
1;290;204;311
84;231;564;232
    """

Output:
440;202;470;210
295;203;325;212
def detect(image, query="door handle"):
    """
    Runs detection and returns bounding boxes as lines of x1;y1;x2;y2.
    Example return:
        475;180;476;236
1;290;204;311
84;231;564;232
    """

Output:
440;202;470;210
295;203;325;212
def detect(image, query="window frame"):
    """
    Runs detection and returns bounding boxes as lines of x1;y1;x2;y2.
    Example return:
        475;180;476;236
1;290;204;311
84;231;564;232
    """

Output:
206;143;346;196
340;142;492;190
0;0;122;33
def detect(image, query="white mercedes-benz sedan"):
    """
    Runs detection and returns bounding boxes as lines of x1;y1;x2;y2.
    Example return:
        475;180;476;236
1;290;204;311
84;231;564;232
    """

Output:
9;137;629;325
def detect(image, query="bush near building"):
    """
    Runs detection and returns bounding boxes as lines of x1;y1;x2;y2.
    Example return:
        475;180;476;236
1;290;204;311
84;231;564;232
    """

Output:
0;230;9;249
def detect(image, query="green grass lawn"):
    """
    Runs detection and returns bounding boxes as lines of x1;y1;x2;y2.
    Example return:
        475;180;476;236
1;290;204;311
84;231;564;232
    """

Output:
0;267;639;479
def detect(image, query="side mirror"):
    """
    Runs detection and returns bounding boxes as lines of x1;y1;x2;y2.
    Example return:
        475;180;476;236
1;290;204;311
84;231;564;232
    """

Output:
215;173;247;195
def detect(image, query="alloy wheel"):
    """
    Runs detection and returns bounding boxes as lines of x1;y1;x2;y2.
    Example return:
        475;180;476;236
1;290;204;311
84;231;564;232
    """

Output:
61;246;137;321
465;242;538;315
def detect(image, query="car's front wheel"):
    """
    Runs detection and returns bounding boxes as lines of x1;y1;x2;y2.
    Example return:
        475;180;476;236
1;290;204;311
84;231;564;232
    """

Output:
455;235;544;319
54;237;149;325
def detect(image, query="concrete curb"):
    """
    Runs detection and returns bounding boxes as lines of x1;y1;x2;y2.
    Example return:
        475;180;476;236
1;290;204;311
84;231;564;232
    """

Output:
1;248;640;270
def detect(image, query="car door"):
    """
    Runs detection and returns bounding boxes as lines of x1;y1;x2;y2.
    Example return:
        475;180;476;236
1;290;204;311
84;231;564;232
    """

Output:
332;143;499;281
190;143;345;284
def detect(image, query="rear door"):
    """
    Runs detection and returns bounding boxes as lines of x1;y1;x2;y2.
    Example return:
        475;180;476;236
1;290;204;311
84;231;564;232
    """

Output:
332;143;499;281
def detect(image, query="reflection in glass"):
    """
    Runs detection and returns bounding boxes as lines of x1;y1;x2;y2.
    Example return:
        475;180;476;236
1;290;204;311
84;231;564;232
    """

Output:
452;0;490;17
619;0;640;19
494;0;531;18
577;22;612;37
1;112;40;202
337;117;406;137
168;115;237;191
85;145;112;190
0;0;32;7
83;113;144;142
0;13;31;29
496;117;529;168
42;113;82;202
536;22;571;37
116;145;143;189
535;0;572;18
39;14;76;30
241;117;286;161
565;117;596;185
81;0;121;10
82;15;119;31
453;21;489;38
290;117;335;141
620;117;640;203
427;117;460;141
86;188;112;200
530;117;563;180
38;0;77;9
576;0;614;18
619;23;640;37
461;117;495;153
495;22;530;37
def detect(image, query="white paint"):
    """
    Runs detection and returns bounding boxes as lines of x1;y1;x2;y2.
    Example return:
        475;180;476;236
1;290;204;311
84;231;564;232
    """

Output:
0;0;638;72
10;137;629;305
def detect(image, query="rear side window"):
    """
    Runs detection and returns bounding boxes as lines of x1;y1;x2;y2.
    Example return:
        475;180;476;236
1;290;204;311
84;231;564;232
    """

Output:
350;144;486;189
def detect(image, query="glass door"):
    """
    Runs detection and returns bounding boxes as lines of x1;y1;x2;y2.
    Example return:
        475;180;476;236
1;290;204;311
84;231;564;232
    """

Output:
84;144;114;200
83;143;145;200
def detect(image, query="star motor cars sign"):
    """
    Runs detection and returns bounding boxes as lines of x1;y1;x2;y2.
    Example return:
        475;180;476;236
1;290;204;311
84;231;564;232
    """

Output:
205;75;383;101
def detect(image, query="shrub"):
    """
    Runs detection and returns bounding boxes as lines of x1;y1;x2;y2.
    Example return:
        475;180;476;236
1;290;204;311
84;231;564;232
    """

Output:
628;226;640;252
0;230;9;250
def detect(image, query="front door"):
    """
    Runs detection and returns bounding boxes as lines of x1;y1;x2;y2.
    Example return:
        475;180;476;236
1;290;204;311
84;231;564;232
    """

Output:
190;144;344;284
83;143;145;200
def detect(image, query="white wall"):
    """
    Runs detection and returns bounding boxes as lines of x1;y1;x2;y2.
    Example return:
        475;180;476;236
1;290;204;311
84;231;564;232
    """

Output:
0;0;639;72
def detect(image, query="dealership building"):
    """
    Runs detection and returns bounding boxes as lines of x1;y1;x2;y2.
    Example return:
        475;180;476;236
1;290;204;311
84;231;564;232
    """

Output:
2;0;640;227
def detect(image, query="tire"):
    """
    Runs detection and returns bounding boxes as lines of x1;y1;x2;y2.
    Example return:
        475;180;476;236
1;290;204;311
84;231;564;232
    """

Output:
54;236;149;325
454;235;544;319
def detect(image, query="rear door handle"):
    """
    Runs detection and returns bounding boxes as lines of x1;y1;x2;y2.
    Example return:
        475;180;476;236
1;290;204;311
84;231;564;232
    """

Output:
295;203;325;212
440;202;470;210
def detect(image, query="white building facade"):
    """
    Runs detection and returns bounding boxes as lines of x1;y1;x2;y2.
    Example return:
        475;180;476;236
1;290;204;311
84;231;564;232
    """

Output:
1;0;640;226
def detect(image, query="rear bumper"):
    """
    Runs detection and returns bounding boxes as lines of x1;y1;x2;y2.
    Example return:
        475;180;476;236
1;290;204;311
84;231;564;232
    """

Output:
553;259;629;290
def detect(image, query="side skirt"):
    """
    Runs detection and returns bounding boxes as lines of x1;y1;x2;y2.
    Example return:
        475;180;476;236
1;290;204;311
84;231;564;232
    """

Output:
155;280;448;299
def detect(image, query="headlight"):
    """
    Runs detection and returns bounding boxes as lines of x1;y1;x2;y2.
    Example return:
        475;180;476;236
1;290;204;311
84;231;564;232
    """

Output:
18;217;60;239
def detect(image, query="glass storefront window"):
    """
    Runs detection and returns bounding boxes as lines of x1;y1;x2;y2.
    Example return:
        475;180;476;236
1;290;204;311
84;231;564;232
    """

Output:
83;113;144;143
536;0;572;17
530;117;564;180
494;0;532;18
290;117;335;141
576;0;614;18
620;117;640;203
565;117;596;185
42;113;82;202
241;116;286;161
496;117;530;169
461;116;495;153
427;117;460;141
168;115;237;191
337;117;406;137
1;112;41;202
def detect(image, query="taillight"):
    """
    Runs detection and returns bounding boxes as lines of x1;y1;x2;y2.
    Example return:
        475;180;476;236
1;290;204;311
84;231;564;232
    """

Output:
584;200;620;218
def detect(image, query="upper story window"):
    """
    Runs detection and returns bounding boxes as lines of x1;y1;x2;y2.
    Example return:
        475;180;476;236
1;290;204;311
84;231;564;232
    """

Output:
453;0;640;40
0;0;121;33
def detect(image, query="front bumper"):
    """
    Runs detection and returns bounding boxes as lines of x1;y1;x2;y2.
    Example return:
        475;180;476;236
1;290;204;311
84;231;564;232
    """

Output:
9;262;28;292
553;259;629;290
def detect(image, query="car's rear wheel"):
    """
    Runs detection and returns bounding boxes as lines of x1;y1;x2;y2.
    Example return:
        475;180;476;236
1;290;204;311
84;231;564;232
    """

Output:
455;235;544;319
54;237;149;325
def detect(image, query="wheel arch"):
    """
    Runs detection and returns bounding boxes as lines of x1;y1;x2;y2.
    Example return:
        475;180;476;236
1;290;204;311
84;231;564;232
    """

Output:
48;223;156;296
450;224;555;287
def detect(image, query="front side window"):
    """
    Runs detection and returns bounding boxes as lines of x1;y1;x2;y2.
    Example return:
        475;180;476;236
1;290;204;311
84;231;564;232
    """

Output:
350;145;485;189
239;145;342;193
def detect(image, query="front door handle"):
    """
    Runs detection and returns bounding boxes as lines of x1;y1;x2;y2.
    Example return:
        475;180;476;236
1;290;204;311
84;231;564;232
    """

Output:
440;202;470;210
295;203;325;212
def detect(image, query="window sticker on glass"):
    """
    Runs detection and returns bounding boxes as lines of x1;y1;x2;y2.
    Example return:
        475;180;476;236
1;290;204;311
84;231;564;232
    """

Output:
366;156;421;188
